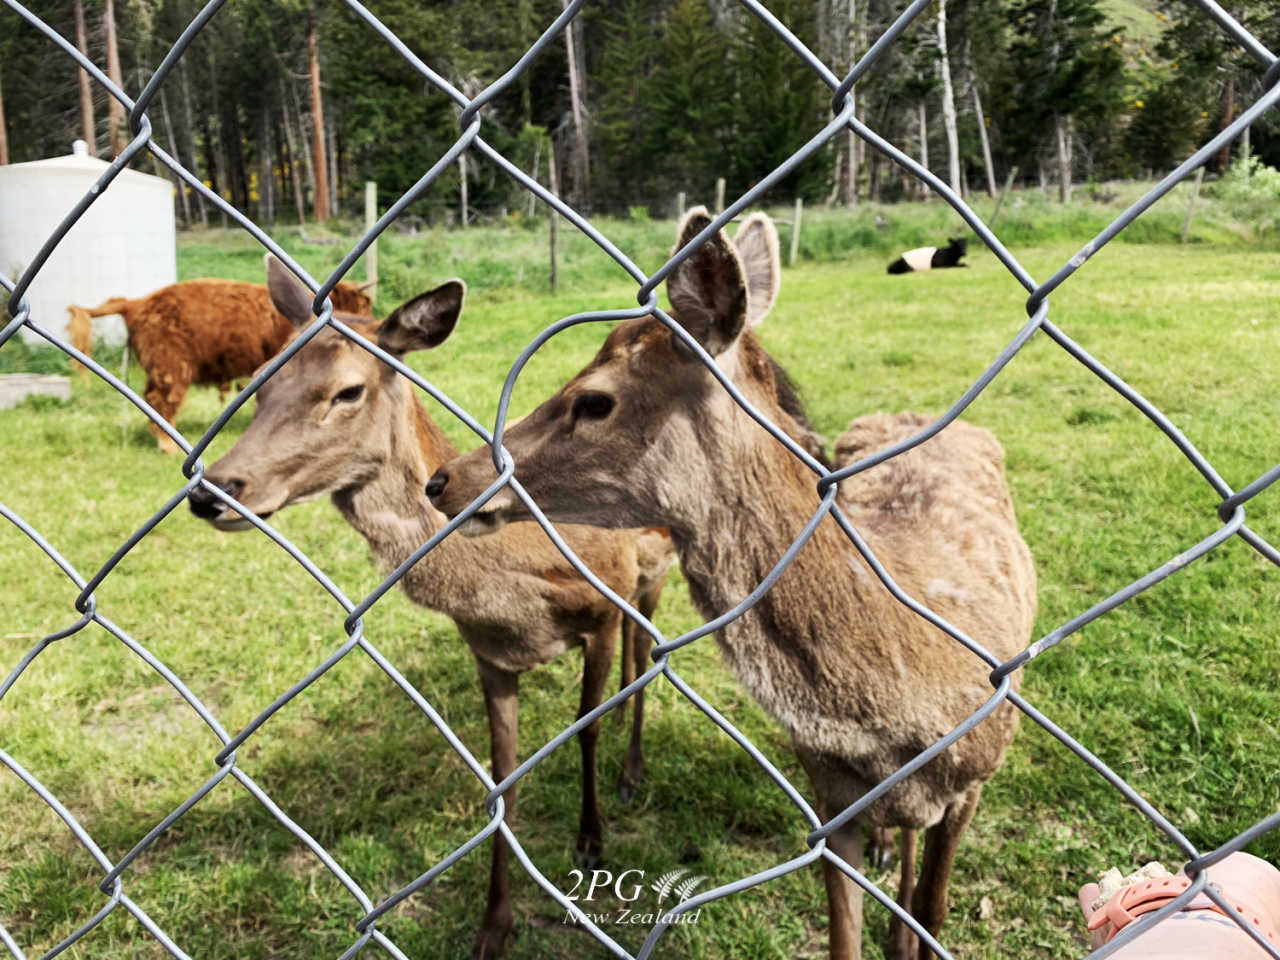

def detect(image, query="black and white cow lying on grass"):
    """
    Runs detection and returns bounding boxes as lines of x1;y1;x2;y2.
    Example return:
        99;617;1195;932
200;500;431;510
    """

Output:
887;236;968;274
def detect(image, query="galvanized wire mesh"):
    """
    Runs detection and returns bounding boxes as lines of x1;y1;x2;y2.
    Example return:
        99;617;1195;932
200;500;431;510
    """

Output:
2;0;1279;958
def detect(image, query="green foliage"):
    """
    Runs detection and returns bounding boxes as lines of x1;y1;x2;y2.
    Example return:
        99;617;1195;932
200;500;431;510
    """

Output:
650;0;737;201
1209;154;1280;236
1145;0;1280;173
1121;76;1202;174
998;0;1128;171
5;0;1259;218
592;0;663;210
726;0;828;202
0;340;73;375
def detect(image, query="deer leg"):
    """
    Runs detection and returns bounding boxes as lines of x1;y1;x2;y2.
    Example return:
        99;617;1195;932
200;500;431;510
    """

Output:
889;828;918;960
620;582;660;802
800;752;865;960
474;659;519;960
575;626;615;866
820;809;865;960
910;786;982;960
616;612;635;727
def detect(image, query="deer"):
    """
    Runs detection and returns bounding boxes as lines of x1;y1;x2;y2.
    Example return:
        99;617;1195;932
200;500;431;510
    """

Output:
186;255;675;959
425;209;1037;960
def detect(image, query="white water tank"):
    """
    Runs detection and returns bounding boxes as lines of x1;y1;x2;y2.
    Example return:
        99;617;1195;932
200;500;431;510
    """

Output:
0;140;176;347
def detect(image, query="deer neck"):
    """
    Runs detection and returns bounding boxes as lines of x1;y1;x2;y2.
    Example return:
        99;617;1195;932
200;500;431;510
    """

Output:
671;402;865;621
662;384;916;762
331;390;459;575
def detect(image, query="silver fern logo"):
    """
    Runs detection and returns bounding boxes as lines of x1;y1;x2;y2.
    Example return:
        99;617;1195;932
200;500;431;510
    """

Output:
649;868;709;905
562;865;709;927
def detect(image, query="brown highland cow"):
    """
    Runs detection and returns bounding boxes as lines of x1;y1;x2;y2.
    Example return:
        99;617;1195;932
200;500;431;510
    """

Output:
68;274;374;452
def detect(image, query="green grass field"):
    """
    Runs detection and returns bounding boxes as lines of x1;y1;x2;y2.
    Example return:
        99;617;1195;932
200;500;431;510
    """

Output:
1;191;1278;959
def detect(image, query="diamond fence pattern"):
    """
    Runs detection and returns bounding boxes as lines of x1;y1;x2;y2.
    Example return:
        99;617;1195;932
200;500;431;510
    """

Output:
1;0;1278;957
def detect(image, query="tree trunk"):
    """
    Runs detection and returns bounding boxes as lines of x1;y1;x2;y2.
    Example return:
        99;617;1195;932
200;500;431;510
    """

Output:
1217;73;1235;173
562;0;590;210
281;86;307;227
917;100;929;198
259;104;274;225
307;7;330;221
970;65;997;197
74;0;96;153
287;79;316;211
844;0;859;206
275;117;290;220
936;0;961;195
148;81;185;225
327;114;339;216
228;104;250;211
1055;114;1071;203
158;86;190;225
826;150;842;206
179;59;207;227
207;53;229;226
527;137;541;218
104;0;127;155
202;116;227;224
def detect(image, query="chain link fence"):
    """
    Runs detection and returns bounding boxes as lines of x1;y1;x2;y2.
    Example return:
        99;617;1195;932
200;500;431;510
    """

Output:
2;0;1279;957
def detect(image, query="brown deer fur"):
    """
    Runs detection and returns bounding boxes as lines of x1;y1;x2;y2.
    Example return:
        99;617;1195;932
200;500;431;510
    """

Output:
186;257;673;960
426;209;1037;960
67;276;375;452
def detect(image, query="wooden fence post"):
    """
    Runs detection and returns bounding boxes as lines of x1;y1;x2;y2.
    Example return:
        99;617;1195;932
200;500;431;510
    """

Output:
1181;166;1205;244
715;178;725;215
548;148;559;292
789;197;803;267
989;166;1018;228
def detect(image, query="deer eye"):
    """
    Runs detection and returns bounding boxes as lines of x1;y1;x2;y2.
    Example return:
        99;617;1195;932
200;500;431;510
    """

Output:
572;393;614;421
333;384;365;404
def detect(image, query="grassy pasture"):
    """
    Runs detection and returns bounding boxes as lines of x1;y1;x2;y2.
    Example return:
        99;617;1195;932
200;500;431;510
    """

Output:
1;194;1278;959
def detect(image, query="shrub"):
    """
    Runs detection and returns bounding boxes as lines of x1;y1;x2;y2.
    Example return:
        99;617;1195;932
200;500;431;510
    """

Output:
1209;155;1280;236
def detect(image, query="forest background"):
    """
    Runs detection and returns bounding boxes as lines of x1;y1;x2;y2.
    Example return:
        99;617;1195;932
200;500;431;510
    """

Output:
1;0;1278;227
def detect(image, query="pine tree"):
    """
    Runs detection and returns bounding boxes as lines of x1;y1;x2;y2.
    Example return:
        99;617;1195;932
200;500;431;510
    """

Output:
998;0;1125;190
594;0;661;210
649;0;735;207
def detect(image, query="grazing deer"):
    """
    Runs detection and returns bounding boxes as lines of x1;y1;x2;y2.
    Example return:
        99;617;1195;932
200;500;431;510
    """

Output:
426;210;1037;960
187;256;674;959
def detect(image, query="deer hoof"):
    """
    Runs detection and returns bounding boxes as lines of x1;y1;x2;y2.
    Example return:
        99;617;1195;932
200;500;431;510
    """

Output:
471;923;512;960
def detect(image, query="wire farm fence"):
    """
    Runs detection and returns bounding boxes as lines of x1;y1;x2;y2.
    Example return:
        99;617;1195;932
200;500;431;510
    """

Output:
2;0;1279;958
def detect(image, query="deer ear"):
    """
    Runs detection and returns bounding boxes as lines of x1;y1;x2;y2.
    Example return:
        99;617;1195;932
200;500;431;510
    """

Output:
377;279;466;355
666;206;748;357
265;254;317;329
733;213;780;328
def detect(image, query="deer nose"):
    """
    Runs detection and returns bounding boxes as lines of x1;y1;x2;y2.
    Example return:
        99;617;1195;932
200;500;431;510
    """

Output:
425;470;448;503
187;478;244;520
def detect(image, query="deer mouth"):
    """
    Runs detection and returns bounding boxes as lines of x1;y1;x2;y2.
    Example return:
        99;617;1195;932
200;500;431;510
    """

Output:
442;486;522;537
210;510;272;532
459;508;508;537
